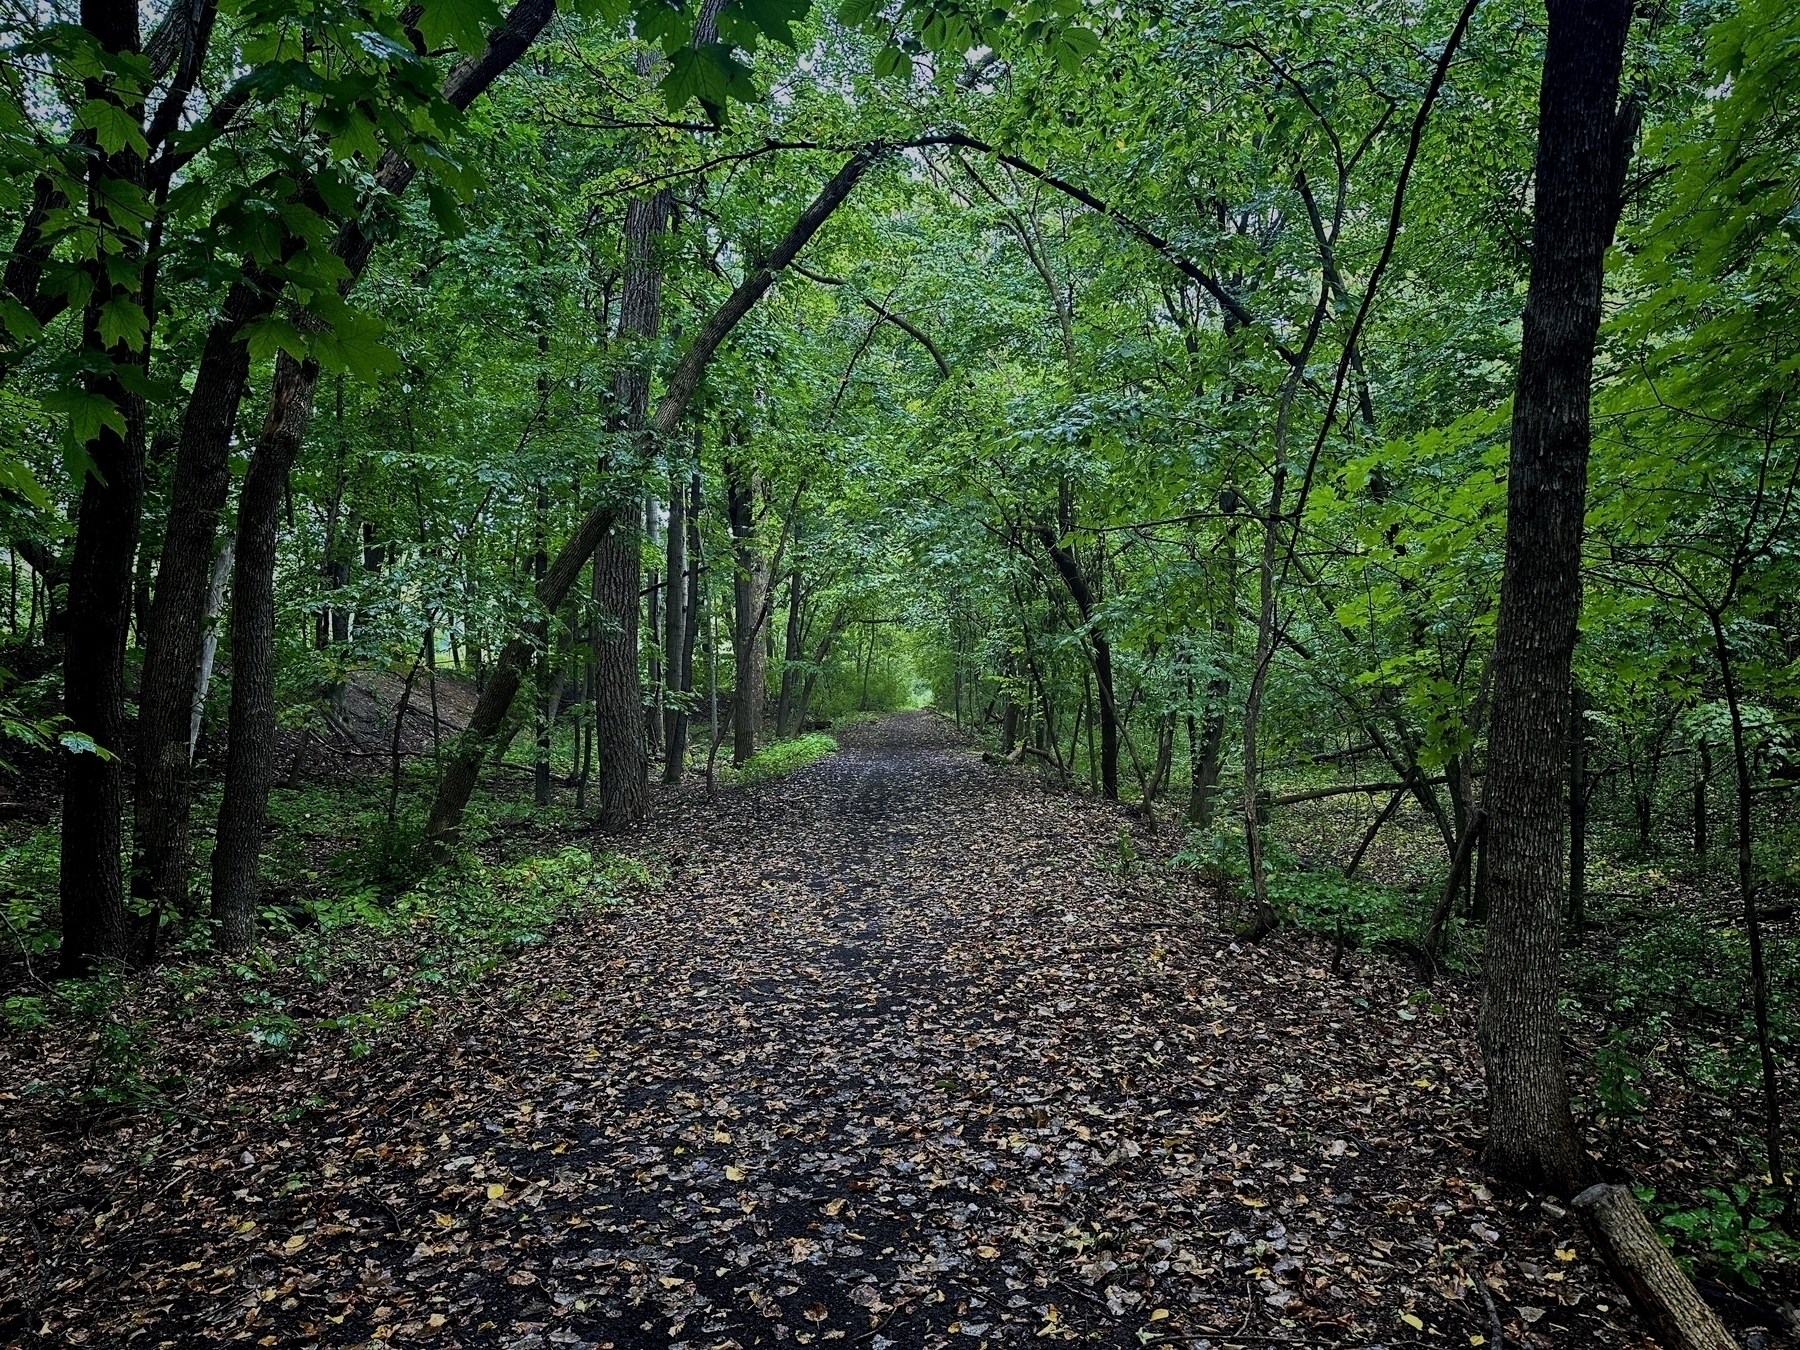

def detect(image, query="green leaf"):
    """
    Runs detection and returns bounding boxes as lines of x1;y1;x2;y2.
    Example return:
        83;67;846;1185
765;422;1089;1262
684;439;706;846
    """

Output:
416;0;505;53
732;0;809;46
0;297;42;344
425;181;467;239
241;315;309;363
870;44;913;79
60;730;114;759
309;309;401;382
75;98;148;157
42;385;126;448
97;296;149;351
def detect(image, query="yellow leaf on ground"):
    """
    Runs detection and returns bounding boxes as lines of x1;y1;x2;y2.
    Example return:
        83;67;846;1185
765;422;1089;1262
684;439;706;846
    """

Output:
487;1183;505;1200
1148;1308;1170;1321
659;1275;685;1288
822;1198;845;1215
975;1245;999;1258
714;1129;732;1143
283;1235;305;1251
1401;1313;1425;1330
1554;1247;1576;1261
725;1166;746;1182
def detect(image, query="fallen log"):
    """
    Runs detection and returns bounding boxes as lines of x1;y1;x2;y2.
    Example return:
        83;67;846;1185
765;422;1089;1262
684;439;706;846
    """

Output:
1571;1183;1736;1350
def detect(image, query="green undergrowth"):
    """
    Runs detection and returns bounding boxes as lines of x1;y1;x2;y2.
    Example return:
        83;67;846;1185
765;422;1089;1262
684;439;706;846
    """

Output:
1;760;646;1105
1174;823;1453;959
722;732;838;785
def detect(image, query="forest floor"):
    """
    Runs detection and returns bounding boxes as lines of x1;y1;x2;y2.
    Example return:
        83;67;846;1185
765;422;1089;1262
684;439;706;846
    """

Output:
0;713;1726;1350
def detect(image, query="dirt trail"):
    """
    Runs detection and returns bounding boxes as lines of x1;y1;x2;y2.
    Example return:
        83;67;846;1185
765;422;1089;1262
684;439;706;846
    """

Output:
3;713;1634;1350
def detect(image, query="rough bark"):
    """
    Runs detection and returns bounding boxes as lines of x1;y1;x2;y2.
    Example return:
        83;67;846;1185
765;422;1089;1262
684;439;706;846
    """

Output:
211;356;318;954
593;189;671;827
661;470;687;777
726;459;766;765
1479;0;1634;1194
58;0;146;975
131;272;275;919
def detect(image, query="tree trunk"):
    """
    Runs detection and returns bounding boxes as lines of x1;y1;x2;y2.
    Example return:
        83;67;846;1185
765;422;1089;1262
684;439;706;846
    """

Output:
425;145;885;847
59;0;146;975
1569;684;1589;933
1478;0;1633;1195
211;354;318;955
666;467;701;781
646;496;662;752
661;470;687;775
1710;612;1787;1207
187;533;235;759
593;189;671;827
1037;526;1118;798
130;278;271;918
775;563;804;737
1187;682;1228;826
727;459;767;765
1571;1185;1737;1350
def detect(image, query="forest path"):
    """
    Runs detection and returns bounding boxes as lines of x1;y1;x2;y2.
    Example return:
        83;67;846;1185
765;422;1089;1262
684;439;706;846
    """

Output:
3;714;1632;1350
416;712;1617;1349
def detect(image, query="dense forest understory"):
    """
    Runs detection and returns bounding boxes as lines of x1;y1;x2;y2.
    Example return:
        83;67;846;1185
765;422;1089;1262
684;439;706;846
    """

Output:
0;713;1760;1349
5;0;1800;1340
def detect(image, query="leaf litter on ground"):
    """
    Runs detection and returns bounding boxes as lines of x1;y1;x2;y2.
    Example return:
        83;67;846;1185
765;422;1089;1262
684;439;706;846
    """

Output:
1;713;1672;1349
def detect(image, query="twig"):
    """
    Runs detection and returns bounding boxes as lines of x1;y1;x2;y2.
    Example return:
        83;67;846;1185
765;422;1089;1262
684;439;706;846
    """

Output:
1479;1278;1508;1349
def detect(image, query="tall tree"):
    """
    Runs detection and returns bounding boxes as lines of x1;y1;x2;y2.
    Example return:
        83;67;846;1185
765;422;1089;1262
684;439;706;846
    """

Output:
1477;0;1636;1193
593;188;671;827
58;0;148;974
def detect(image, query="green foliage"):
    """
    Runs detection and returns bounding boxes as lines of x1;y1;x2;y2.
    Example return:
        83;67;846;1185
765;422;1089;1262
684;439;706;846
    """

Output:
1594;1025;1648;1123
1173;825;1431;954
1640;1183;1800;1288
727;733;837;784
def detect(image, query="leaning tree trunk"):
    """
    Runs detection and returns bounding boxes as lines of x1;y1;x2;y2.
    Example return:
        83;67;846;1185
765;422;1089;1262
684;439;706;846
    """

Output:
59;0;146;975
1478;0;1634;1195
131;0;558;909
211;355;318;954
1038;527;1118;799
423;146;889;848
592;189;671;828
202;0;561;933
